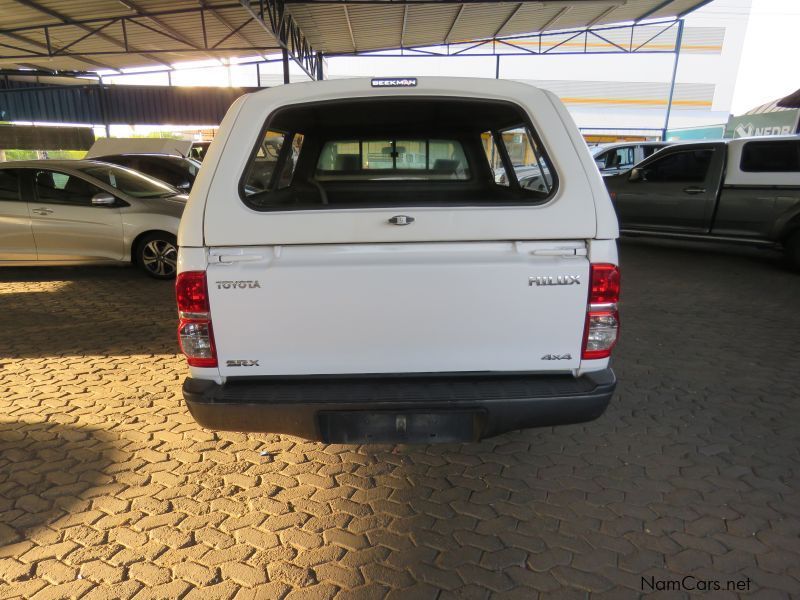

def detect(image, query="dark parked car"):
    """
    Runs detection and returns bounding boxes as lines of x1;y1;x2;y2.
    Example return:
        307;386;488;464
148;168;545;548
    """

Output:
591;141;670;175
496;141;669;185
93;154;201;192
604;135;800;268
189;141;211;162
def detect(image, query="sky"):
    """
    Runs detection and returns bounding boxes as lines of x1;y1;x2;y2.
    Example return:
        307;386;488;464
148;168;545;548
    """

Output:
727;0;800;113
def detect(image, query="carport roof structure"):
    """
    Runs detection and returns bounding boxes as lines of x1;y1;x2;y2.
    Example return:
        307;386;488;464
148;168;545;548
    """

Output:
0;0;713;78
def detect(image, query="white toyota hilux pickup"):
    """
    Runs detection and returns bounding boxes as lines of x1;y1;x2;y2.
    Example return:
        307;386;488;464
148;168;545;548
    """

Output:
176;77;620;443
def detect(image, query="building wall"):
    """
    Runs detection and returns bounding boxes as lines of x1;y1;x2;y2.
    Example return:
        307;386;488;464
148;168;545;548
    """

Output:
324;0;752;136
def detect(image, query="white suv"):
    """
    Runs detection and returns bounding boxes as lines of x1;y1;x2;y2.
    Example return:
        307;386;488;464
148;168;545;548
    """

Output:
176;77;620;443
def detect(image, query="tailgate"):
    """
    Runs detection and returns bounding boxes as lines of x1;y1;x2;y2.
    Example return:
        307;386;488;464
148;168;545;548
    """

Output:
207;241;589;377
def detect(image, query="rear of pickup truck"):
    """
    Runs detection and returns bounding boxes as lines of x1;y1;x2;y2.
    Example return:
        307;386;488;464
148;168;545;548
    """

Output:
177;77;620;443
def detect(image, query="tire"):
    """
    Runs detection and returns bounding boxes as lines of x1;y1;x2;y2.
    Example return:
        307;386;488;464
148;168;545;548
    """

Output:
135;232;178;279
784;231;800;271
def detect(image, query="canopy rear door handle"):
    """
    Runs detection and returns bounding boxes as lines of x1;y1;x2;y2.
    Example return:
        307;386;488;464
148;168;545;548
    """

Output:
683;187;706;195
211;253;265;264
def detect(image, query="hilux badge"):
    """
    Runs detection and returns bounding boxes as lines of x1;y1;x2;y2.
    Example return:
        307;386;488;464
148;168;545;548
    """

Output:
529;275;581;286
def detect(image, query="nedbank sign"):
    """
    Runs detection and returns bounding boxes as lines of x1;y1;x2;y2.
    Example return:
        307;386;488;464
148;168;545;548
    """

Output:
725;109;799;138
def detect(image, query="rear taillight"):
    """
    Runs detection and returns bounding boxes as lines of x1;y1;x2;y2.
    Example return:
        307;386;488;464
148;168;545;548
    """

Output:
176;271;217;367
582;263;620;360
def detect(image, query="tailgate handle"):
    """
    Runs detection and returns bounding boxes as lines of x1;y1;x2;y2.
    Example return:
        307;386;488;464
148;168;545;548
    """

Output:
531;248;587;257
212;254;264;264
388;215;415;226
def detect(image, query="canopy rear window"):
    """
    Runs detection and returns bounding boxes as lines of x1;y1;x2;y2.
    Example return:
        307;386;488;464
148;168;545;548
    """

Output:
239;97;558;211
316;139;470;181
740;140;800;173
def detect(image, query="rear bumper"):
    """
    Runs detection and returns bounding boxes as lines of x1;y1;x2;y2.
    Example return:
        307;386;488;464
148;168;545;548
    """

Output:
183;369;616;443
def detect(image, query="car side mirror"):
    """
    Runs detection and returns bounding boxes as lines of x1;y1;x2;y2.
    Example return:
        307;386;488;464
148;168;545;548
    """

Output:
629;168;644;182
91;192;116;206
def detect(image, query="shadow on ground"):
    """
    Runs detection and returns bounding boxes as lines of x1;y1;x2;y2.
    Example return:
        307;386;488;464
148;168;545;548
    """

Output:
0;266;176;358
0;421;114;549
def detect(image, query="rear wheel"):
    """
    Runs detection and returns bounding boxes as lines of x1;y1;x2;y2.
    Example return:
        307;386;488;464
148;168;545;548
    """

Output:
136;232;178;279
785;231;800;271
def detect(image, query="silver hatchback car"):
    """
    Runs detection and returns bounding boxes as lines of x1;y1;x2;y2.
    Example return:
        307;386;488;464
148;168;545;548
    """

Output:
0;160;187;279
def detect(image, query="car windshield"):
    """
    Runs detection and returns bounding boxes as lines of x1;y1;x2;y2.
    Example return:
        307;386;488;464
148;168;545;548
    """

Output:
78;163;179;198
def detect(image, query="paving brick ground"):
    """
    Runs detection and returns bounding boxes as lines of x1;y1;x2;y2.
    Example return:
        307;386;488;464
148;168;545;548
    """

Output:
0;238;799;599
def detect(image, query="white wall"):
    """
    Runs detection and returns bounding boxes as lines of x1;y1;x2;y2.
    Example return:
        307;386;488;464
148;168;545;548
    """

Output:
324;0;753;132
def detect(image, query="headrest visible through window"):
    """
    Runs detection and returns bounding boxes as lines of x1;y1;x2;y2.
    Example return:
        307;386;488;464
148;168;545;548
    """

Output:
334;155;360;171
432;159;460;174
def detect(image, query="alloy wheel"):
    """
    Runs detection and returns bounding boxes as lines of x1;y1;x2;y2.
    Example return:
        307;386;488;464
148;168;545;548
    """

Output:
141;239;178;278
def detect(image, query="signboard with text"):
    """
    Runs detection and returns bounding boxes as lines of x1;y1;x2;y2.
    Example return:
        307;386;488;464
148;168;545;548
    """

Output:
725;109;799;138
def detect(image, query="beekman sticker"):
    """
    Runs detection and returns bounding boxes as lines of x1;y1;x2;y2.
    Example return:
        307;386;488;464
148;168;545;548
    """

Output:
371;78;418;88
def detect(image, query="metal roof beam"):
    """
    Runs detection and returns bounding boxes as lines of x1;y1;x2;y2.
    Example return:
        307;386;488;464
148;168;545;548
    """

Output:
11;0;173;68
494;3;524;38
0;28;119;72
343;5;357;51
635;0;675;22
1;67;97;78
332;18;684;58
280;0;626;4
539;6;571;32
200;1;268;54
678;0;714;17
586;5;618;27
0;47;280;59
444;5;465;43
401;4;408;48
118;0;209;53
282;0;622;3
14;62;52;71
210;17;254;49
240;0;321;80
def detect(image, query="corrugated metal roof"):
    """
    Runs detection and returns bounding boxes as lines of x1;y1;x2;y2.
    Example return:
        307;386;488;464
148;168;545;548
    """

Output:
744;98;795;115
778;89;800;109
0;1;713;73
0;79;253;124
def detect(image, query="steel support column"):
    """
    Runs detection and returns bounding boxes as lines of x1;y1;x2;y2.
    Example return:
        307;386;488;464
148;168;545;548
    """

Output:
282;47;290;84
240;0;322;81
97;75;110;137
316;52;324;80
662;18;684;139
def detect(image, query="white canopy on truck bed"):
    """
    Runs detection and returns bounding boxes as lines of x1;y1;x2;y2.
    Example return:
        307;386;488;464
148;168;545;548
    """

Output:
85;138;193;159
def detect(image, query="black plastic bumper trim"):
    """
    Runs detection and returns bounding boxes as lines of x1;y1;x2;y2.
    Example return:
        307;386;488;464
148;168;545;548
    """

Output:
182;369;616;443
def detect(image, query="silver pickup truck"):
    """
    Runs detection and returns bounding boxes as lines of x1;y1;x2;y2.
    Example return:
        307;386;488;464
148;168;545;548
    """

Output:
604;135;800;268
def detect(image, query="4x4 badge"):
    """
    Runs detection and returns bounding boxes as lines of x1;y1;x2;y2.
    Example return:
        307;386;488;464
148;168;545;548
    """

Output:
541;354;572;361
227;360;260;367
